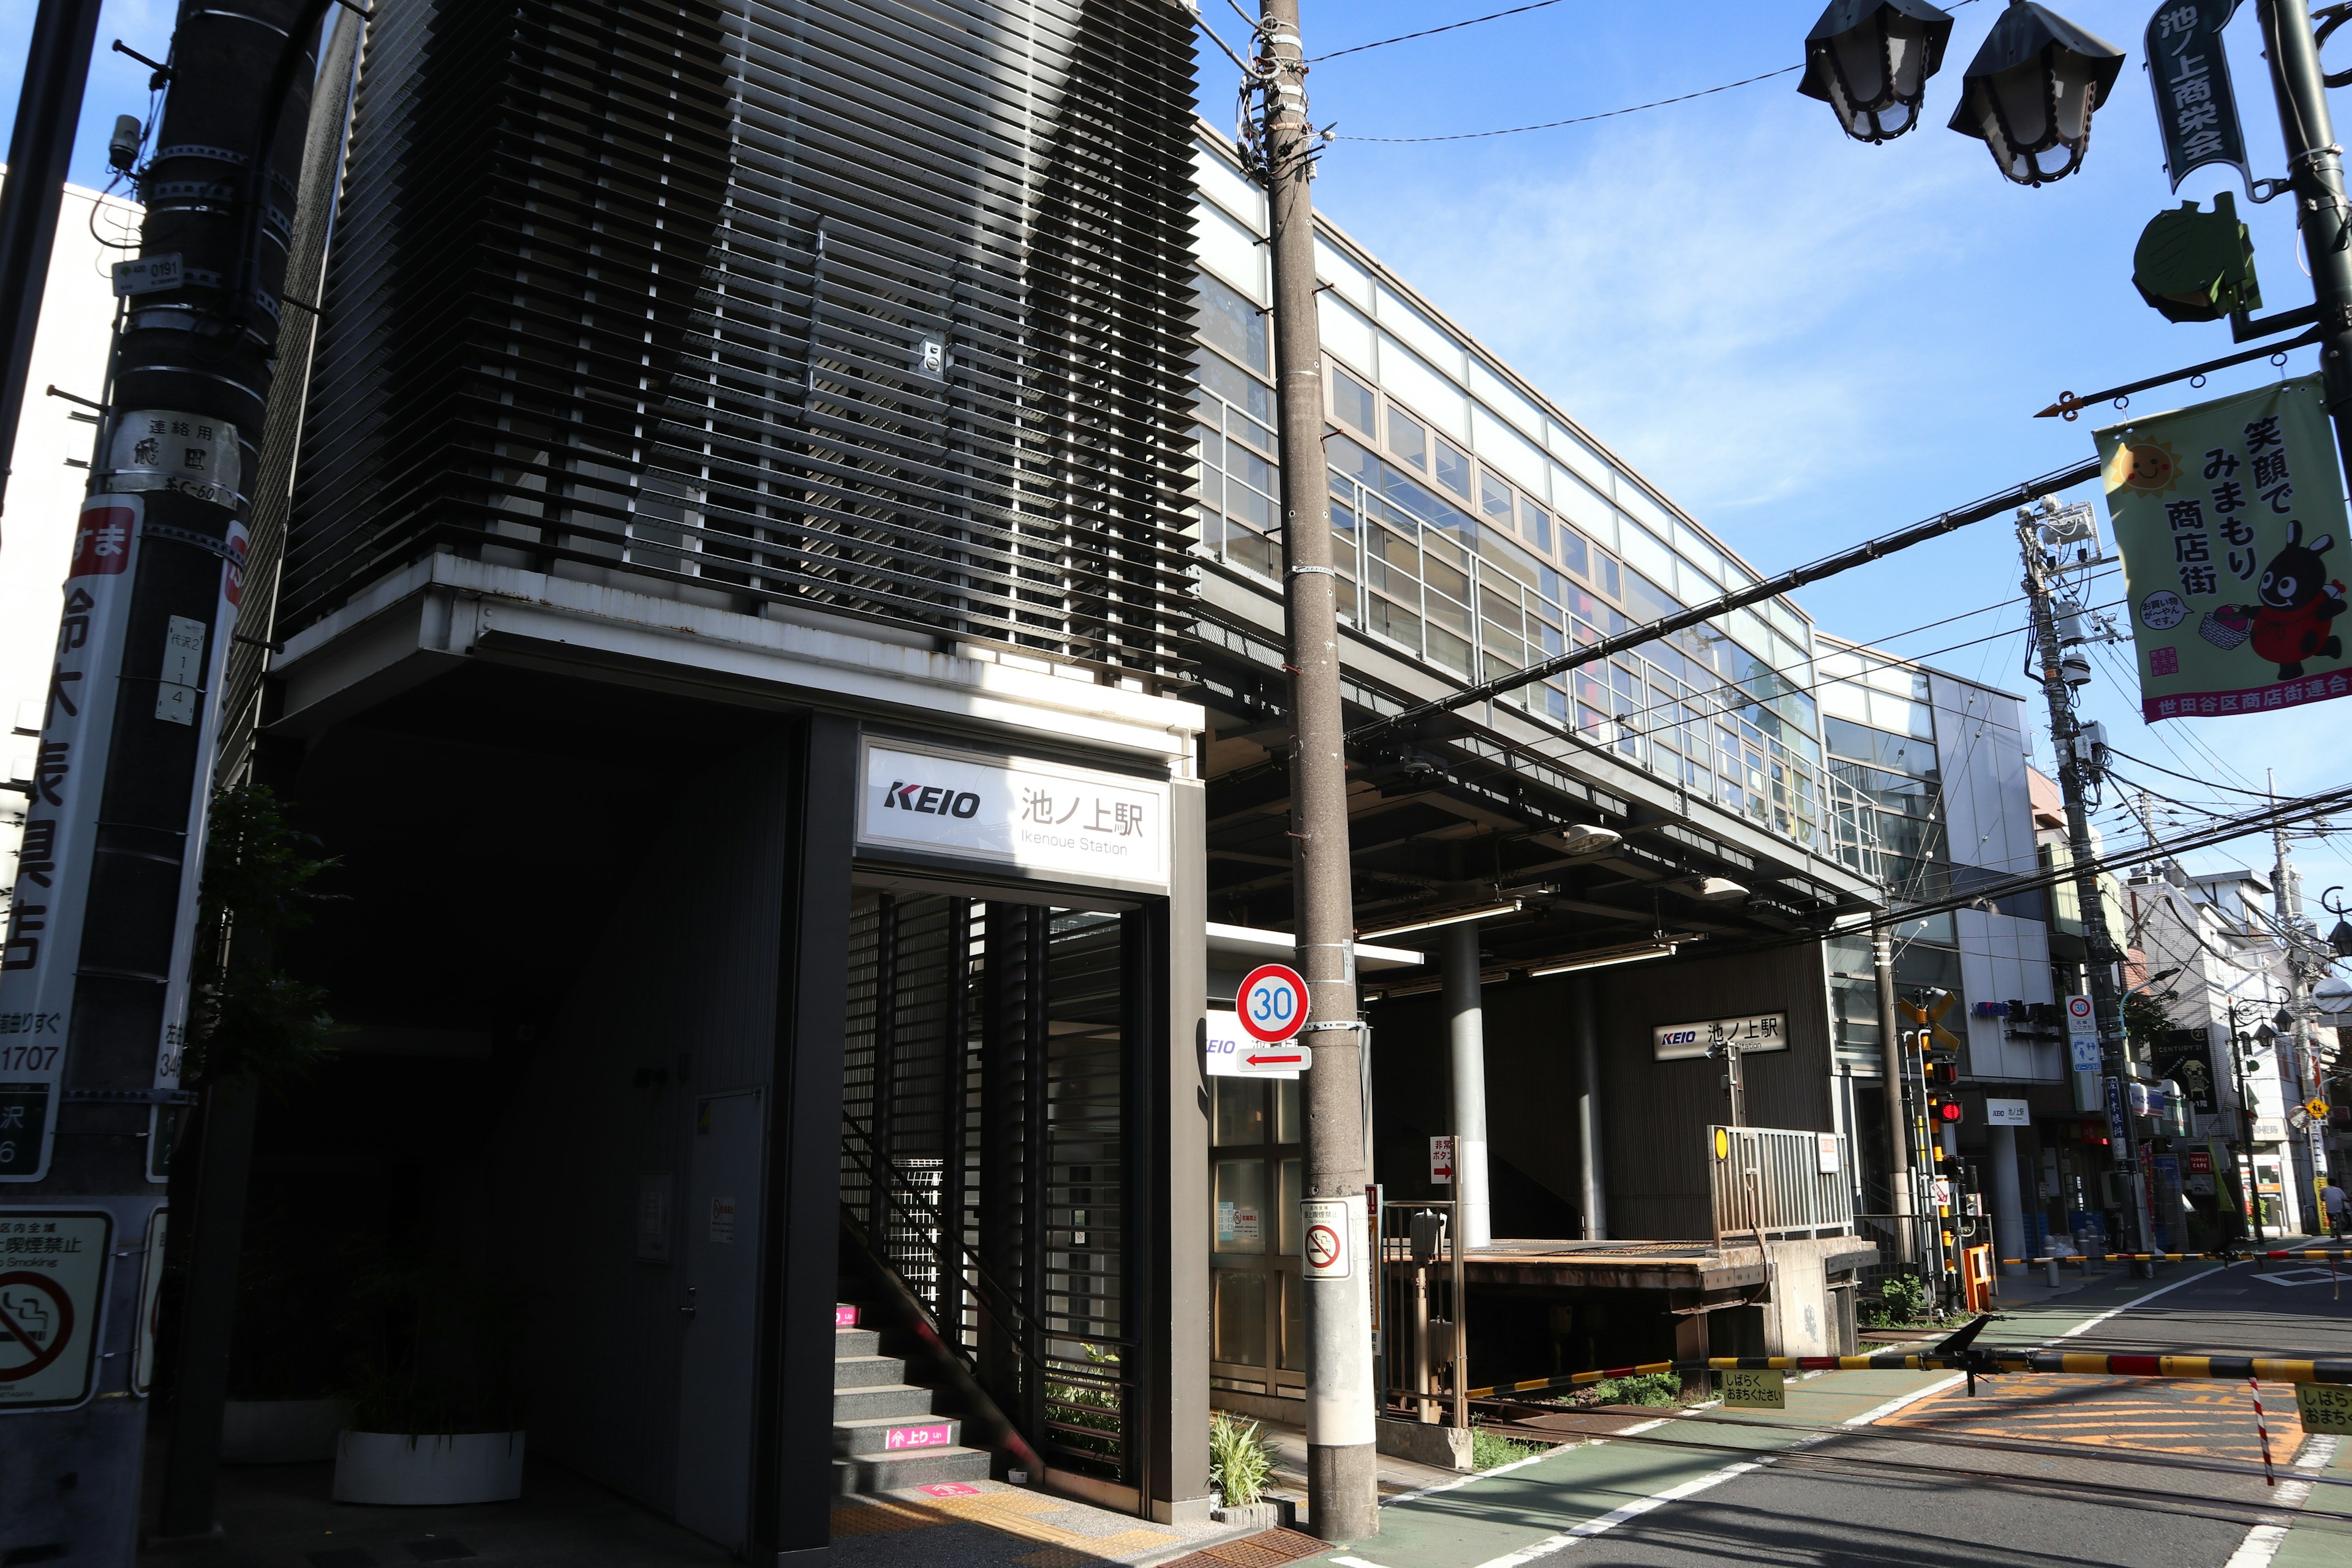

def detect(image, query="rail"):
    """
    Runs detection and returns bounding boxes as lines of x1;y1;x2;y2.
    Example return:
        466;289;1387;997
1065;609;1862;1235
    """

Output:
1709;1125;1854;1243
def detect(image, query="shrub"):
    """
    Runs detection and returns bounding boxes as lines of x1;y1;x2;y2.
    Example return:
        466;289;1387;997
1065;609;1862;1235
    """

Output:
1586;1371;1679;1408
1209;1412;1275;1507
1471;1430;1541;1470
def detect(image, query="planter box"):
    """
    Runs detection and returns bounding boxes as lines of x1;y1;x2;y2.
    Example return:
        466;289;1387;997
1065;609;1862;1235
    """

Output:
332;1431;525;1506
1211;1498;1296;1530
223;1399;345;1465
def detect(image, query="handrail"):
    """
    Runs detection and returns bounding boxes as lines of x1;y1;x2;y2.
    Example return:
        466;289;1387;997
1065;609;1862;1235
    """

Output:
837;1112;1139;1392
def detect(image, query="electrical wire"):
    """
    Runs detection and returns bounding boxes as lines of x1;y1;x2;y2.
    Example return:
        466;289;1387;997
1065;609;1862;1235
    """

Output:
1335;64;1807;143
1306;1;1570;62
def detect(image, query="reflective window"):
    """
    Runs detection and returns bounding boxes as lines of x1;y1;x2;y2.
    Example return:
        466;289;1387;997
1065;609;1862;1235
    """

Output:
1196;271;1268;375
1332;364;1378;436
1434;438;1473;500
1387;406;1428;470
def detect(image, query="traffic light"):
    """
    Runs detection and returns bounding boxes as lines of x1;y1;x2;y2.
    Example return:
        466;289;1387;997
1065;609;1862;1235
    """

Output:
1923;1043;1961;1125
2079;1115;2109;1148
1937;1098;1963;1123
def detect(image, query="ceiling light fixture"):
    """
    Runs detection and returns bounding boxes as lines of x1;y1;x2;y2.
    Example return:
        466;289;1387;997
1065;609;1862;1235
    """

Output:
1529;940;1685;978
1357;900;1522;942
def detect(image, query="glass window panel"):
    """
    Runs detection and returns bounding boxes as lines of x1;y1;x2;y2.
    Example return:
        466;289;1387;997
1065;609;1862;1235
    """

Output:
1434;439;1473;499
1427;625;1472;676
1281;1272;1305;1371
1276;1079;1300;1144
1194;347;1273;426
1555;527;1589;579
1195;203;1268;306
1227;408;1277;456
1469;357;1546;438
1423;556;1469;604
1472;402;1548;492
1226;484;1273;530
1315;232;1374;307
1228;443;1276;497
1328;432;1379;485
1376;283;1466;378
1618;521;1678;587
1378;334;1471;439
1317;292;1377;380
1368;594;1422;650
1196;270;1269;374
1215;1159;1269;1255
1521;501;1552;555
1215;1078;1267;1146
1278;1158;1302;1254
1214;1269;1268;1365
1226;528;1280;581
1480;473;1514;526
1330;363;1378;436
1479;584;1521;628
1621;569;1679;625
1387;405;1428;471
1597;554;1621;599
1546;420;1612;494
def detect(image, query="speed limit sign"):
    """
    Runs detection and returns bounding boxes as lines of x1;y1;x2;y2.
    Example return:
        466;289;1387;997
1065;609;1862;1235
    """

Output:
1237;963;1309;1044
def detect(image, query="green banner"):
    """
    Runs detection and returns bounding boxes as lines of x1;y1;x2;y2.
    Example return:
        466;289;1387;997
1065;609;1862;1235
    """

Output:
2097;376;2351;722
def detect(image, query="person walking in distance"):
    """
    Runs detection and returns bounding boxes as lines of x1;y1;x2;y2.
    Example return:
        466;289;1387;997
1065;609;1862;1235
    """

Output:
2324;1176;2349;1240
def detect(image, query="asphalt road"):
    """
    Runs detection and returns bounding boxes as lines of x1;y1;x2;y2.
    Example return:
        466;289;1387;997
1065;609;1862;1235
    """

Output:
1309;1255;2352;1568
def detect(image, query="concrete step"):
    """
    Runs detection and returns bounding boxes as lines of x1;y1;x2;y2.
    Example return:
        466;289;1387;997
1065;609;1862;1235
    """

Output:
833;1382;937;1423
831;1445;992;1494
833;1413;963;1457
835;1326;881;1358
834;1353;907;1389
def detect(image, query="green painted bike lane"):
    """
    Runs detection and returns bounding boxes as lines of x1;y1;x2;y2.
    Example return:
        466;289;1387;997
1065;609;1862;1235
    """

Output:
1297;1263;2234;1568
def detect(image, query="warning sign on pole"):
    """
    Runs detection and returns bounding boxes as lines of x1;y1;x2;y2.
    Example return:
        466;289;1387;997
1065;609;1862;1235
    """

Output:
0;1210;111;1411
1300;1199;1352;1280
2297;1380;2352;1436
1721;1368;1785;1409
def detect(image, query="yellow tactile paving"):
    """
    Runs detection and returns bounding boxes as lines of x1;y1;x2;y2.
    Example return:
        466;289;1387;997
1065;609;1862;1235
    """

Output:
831;1487;1185;1559
1880;1372;2307;1460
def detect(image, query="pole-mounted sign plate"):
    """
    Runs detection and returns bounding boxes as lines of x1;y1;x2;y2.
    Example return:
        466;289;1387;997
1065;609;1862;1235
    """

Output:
1236;963;1309;1044
2145;2;2250;196
0;1209;111;1412
1300;1198;1351;1280
1204;1009;1308;1079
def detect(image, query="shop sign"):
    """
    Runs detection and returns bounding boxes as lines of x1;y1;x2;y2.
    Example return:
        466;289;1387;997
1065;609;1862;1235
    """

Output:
856;738;1170;892
1653;1012;1787;1062
1985;1098;2030;1127
2097;378;2352;723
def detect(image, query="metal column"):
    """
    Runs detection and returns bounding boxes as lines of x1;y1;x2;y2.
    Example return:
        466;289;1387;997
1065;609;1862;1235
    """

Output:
1443;923;1492;1250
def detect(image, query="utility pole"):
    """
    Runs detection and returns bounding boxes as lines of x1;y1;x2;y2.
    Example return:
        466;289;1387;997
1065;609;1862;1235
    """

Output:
2260;0;2352;477
1872;932;1917;1267
0;0;104;523
2267;769;2323;1231
0;3;316;1558
1252;0;1378;1542
2018;502;2152;1268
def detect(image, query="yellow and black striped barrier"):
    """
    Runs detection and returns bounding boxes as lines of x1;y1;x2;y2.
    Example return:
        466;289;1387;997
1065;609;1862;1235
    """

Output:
1996;1248;2351;1265
1464;1348;2352;1402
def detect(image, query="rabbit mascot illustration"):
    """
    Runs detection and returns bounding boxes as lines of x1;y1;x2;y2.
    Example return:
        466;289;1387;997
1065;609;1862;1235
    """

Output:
2218;521;2346;680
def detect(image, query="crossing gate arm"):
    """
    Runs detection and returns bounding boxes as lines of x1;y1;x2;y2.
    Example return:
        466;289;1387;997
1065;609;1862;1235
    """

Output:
1467;1351;2352;1400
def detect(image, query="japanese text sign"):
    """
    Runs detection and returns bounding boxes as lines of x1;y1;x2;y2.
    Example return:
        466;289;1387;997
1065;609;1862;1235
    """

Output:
1653;1011;1787;1062
856;739;1170;893
2145;2;2250;194
1721;1368;1784;1409
0;1210;111;1410
2098;377;2352;723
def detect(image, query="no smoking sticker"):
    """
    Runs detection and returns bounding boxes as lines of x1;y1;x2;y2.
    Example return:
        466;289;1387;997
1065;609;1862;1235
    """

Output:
0;1210;110;1411
1300;1199;1352;1280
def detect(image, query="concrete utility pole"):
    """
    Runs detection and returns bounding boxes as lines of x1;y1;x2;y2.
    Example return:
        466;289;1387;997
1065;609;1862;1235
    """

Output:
1872;932;1917;1267
0;0;103;524
2018;503;2152;1267
2267;769;2323;1229
1254;0;1379;1540
0;2;316;1558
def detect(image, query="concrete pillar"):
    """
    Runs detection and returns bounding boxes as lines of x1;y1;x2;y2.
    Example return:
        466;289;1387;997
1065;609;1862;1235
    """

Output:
1986;1124;2028;1278
1573;976;1607;1240
1443;923;1493;1250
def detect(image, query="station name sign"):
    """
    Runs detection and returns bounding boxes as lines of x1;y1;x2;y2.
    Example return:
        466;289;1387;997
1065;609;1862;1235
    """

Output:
1653;1011;1789;1062
856;738;1171;894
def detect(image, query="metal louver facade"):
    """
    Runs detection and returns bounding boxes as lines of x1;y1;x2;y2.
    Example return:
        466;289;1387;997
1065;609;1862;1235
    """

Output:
289;0;1200;686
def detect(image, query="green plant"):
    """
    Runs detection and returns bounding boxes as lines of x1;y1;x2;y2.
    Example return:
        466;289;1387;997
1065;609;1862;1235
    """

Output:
1471;1429;1540;1470
336;1237;527;1435
186;785;342;1084
1585;1371;1679;1408
1863;1273;1932;1329
2122;990;2173;1052
1208;1412;1275;1506
1044;1343;1123;1458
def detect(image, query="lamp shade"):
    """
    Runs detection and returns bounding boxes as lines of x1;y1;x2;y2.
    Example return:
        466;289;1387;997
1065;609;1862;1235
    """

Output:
1947;1;2125;185
1798;0;1956;143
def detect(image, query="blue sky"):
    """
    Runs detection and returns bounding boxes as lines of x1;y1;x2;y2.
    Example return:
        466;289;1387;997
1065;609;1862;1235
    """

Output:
4;0;2346;930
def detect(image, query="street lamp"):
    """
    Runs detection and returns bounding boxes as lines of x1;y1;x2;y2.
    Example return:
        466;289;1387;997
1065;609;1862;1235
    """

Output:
1946;1;2125;186
1798;0;1956;144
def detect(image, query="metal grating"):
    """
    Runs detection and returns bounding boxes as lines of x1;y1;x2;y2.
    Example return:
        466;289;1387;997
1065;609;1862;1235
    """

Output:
288;0;1199;683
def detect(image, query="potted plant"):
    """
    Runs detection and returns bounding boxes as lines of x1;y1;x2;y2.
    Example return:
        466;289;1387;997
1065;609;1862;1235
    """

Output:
221;1204;353;1464
1208;1412;1290;1529
331;1242;528;1506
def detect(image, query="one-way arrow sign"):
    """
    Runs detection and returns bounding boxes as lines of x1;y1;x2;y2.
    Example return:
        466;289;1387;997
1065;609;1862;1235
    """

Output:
1205;1011;1307;1079
1239;1047;1310;1074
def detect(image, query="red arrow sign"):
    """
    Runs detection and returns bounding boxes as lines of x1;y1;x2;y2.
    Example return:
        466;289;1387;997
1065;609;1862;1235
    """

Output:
1245;1052;1303;1068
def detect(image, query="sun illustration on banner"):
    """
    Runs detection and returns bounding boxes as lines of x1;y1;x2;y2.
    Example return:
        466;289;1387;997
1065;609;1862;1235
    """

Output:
2105;438;2183;496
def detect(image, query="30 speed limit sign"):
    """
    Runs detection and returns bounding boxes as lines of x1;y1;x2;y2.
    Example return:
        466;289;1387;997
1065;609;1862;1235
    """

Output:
1237;963;1309;1044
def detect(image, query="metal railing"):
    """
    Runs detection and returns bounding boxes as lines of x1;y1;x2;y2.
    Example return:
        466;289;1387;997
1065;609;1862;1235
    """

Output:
1709;1126;1855;1243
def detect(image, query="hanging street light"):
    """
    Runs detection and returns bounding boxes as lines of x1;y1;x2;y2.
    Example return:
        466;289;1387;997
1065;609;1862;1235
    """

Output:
1798;0;1956;143
1947;1;2125;186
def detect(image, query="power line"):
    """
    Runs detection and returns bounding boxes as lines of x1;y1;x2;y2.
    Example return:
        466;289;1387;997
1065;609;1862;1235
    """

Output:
1306;0;1569;62
1335;64;1805;143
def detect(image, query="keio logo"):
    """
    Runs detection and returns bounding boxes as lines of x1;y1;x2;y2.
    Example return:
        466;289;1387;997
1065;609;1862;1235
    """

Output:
881;780;982;819
1658;1029;1701;1049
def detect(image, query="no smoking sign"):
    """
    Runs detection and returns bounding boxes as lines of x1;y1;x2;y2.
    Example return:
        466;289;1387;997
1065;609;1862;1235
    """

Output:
1300;1198;1352;1280
0;1209;111;1411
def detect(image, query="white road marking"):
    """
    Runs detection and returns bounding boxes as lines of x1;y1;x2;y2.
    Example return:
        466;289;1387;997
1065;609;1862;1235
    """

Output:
2221;1434;2339;1568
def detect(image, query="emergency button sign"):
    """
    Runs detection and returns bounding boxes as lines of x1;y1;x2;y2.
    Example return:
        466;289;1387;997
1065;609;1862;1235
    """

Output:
1238;963;1309;1044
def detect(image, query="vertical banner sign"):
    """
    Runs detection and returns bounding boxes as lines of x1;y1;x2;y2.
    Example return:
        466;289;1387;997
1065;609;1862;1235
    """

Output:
0;499;148;1182
2146;2;2251;194
2098;377;2352;722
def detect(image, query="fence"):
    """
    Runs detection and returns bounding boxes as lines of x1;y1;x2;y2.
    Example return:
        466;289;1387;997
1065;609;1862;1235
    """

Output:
1709;1125;1855;1244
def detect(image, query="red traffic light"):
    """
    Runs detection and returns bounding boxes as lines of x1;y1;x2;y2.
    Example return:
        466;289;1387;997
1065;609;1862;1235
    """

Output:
1937;1099;1962;1123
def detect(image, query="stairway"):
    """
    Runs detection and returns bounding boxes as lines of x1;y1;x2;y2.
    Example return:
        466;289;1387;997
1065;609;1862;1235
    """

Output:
832;1303;993;1494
